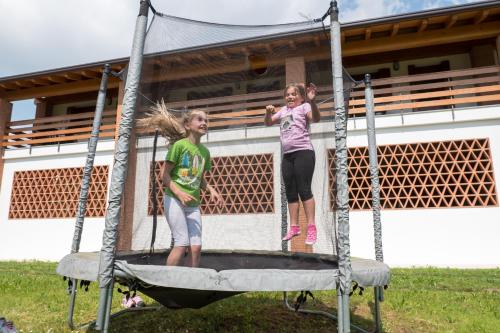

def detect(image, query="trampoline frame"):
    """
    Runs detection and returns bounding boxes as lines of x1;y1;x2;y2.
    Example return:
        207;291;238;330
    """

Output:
62;1;388;332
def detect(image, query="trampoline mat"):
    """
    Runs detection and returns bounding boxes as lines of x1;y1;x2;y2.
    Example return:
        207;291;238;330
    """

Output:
116;249;339;271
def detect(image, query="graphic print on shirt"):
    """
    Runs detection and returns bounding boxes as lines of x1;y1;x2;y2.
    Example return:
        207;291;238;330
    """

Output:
178;152;206;188
281;112;294;131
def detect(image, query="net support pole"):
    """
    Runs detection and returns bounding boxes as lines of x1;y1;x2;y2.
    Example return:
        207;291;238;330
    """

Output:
95;1;149;331
364;74;384;263
364;74;384;333
67;63;110;330
71;63;111;254
149;130;160;253
280;145;288;252
330;1;352;332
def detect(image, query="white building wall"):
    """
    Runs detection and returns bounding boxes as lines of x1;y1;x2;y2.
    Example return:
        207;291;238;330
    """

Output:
0;140;115;261
346;106;500;268
1;106;499;267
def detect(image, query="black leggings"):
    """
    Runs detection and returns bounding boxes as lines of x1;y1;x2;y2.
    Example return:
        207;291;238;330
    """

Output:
282;149;315;203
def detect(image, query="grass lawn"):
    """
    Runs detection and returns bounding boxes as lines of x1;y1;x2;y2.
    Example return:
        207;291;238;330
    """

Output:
0;261;498;332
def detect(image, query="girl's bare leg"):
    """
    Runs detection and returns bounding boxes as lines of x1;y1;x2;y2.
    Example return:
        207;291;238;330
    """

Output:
185;245;202;267
166;246;188;266
302;197;316;225
288;201;300;226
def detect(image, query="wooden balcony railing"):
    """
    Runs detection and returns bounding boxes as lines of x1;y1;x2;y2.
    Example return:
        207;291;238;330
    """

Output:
2;109;117;148
3;66;499;149
347;65;500;115
157;65;500;130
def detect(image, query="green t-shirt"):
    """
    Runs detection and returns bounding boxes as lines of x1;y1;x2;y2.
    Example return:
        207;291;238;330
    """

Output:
164;138;212;207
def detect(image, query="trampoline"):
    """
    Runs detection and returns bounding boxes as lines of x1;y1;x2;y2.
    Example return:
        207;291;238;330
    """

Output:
58;1;389;333
57;250;389;309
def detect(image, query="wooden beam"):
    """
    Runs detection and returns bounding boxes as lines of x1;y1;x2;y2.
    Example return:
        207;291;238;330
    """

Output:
174;56;187;65
285;57;305;84
115;80;125;140
30;78;51;86
7;117;115;134
418;19;428;33
64;73;82;81
34;98;47;118
342;21;500;57
497;35;500;66
341;31;345;43
14;80;34;88
365;28;372;40
360;93;500;114
288;40;297;50
79;70;99;79
47;76;66;84
0;83;18;90
148;58;164;67
44;89;118;105
313;36;321;47
8;109;116;127
193;53;205;61
140;52;293;83
183;53;203;63
391;23;399;37
166;89;281;109
2;77;120;101
474;10;489;25
217;50;229;59
0;99;12;187
445;15;458;29
2;131;115;147
4;124;115;140
111;64;124;72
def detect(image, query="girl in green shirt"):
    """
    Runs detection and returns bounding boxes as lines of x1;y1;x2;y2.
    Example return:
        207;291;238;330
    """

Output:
140;101;223;267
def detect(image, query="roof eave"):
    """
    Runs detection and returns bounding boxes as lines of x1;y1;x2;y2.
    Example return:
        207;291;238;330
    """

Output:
1;0;499;82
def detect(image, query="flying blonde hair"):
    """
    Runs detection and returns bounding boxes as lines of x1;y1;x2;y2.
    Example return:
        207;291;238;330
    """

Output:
137;99;206;144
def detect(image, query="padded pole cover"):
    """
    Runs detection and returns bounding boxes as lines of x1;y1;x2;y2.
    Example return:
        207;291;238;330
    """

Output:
97;0;149;289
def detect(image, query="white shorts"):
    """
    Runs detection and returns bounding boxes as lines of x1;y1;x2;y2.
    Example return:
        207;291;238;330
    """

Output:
163;195;202;247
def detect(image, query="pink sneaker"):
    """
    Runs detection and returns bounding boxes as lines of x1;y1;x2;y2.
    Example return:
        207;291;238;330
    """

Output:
282;225;301;241
305;224;317;245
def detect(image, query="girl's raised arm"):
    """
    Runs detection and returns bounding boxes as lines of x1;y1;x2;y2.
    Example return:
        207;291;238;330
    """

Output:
264;105;280;126
306;83;321;123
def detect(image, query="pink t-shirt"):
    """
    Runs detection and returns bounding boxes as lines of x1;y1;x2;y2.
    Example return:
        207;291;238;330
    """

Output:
273;103;314;154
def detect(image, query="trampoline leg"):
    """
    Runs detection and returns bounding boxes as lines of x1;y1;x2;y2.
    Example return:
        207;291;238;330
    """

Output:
337;289;344;333
95;285;111;331
342;292;351;333
283;290;373;333
374;287;383;333
103;283;114;333
67;279;78;330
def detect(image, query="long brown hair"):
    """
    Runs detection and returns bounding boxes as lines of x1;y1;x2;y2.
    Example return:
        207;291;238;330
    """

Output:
137;99;206;144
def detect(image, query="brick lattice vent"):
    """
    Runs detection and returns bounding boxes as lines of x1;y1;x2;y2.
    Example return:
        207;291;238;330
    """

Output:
328;138;498;210
149;154;274;215
9;166;109;219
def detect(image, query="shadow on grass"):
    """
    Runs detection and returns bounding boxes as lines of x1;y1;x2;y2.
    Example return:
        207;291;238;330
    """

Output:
85;292;381;333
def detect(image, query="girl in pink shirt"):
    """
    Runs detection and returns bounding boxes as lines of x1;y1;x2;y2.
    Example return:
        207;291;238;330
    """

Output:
264;83;321;245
